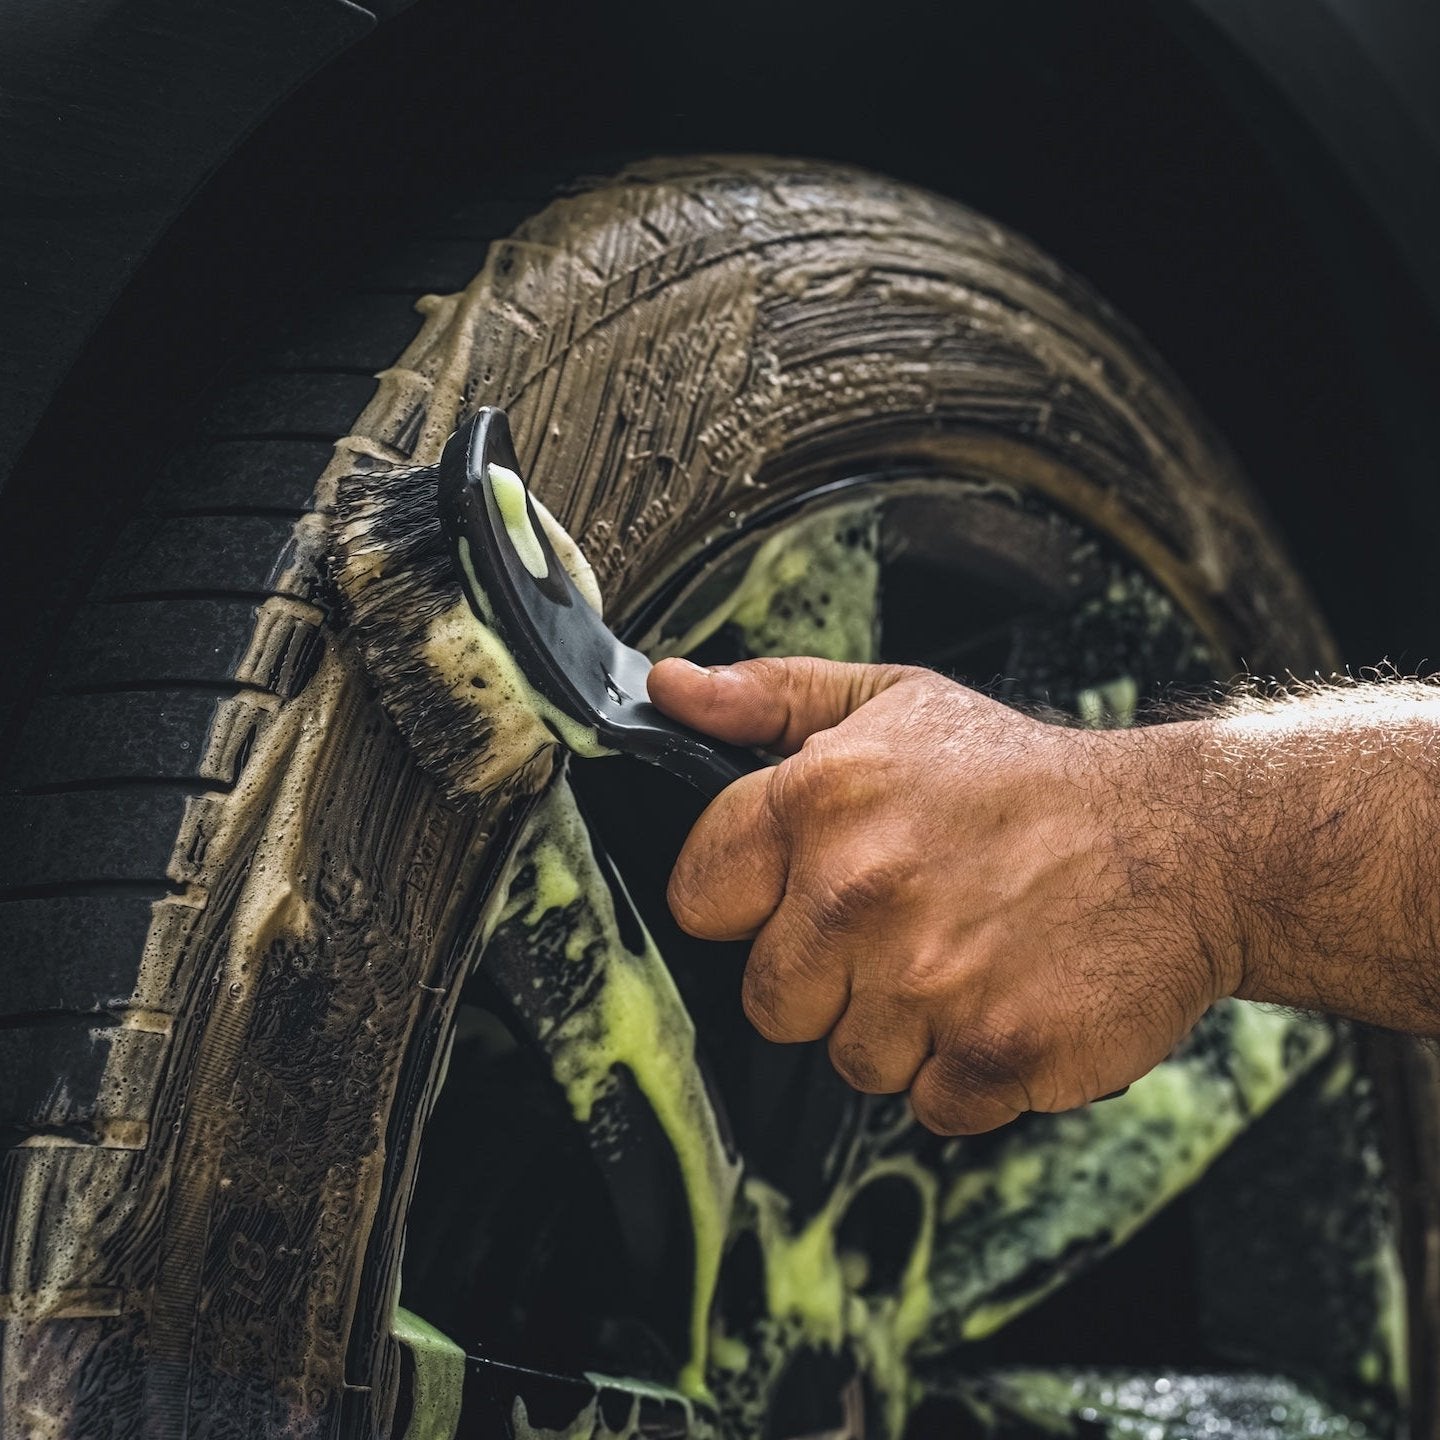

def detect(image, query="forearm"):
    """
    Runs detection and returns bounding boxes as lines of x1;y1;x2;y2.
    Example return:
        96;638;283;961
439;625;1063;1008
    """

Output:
1118;684;1440;1033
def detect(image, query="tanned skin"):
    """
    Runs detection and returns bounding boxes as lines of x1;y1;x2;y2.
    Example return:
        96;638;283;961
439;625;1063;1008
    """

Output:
648;655;1440;1136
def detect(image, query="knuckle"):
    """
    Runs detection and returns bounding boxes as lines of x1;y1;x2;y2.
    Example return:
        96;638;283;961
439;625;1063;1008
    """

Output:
855;851;914;904
909;1090;962;1137
828;1035;884;1093
785;654;840;703
769;744;833;816
910;1064;1021;1137
798;877;865;937
887;667;949;716
740;956;794;1042
782;938;845;997
739;655;797;689
891;958;947;1009
908;1068;985;1136
912;1097;1002;1138
742;928;844;1043
932;1022;1038;1103
801;859;902;934
892;664;942;697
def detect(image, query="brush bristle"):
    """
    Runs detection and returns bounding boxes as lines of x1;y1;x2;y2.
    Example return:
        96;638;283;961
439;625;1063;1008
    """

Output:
331;461;551;802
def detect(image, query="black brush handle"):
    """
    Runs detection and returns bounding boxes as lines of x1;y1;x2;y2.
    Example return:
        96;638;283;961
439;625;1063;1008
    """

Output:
680;738;770;798
645;730;771;799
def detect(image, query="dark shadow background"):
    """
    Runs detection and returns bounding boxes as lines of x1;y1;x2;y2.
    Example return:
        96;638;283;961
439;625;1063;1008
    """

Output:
3;0;1438;731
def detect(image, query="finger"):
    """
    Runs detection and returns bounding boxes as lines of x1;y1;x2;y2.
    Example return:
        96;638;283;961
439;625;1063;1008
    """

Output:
908;1037;1033;1136
648;655;917;754
826;997;930;1094
739;892;855;1043
668;769;785;940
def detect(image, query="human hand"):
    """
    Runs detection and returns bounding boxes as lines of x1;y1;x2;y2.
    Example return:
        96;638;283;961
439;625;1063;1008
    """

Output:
647;656;1241;1134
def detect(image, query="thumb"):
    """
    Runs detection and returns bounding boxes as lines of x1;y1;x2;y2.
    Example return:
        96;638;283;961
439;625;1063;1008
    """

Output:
648;655;916;754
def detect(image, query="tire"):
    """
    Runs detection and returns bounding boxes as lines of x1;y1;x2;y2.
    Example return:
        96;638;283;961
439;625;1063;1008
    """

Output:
0;156;1427;1439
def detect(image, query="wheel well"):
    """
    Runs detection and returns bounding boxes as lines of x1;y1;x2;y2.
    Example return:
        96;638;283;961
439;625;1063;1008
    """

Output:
4;0;1435;744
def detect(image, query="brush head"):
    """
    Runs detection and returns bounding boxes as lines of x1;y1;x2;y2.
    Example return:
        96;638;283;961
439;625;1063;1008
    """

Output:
330;437;602;802
442;410;765;796
333;409;763;802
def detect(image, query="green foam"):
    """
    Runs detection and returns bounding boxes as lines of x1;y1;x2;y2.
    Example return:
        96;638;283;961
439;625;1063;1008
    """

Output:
746;1154;938;1436
926;1001;1333;1347
391;1306;465;1440
659;499;882;663
501;782;741;1398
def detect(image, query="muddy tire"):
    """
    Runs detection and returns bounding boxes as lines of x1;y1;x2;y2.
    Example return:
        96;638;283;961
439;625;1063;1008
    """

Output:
0;157;1428;1439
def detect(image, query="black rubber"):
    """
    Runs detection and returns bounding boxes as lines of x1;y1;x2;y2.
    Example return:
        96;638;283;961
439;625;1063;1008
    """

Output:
0;204;526;1135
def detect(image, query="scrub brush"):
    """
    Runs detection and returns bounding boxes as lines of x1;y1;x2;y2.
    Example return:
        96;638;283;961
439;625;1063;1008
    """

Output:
330;407;762;801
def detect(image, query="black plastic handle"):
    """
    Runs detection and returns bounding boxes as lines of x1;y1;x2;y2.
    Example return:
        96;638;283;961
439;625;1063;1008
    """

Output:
656;734;770;799
600;701;771;800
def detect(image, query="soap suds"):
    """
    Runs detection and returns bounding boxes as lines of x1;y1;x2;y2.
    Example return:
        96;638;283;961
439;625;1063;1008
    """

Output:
657;499;881;663
391;1305;465;1440
926;1001;1333;1349
492;782;742;1398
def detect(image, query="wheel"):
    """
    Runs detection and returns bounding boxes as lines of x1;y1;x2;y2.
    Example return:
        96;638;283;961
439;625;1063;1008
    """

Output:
0;156;1432;1440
